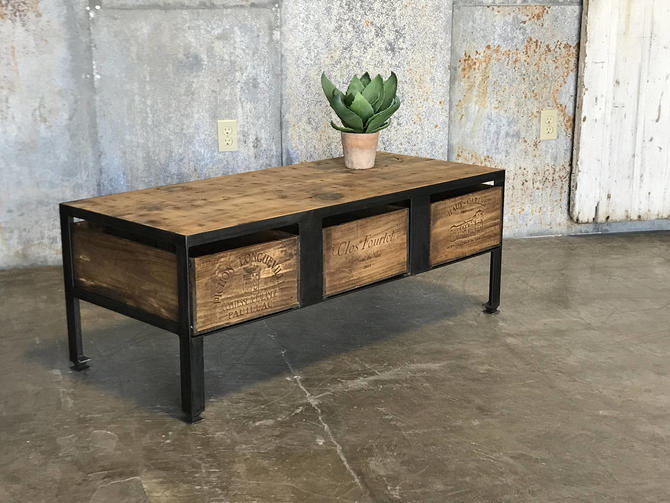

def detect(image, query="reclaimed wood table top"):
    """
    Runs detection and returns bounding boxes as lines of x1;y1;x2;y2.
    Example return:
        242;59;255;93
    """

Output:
63;152;502;237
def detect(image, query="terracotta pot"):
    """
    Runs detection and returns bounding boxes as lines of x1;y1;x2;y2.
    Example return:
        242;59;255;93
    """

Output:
341;131;380;170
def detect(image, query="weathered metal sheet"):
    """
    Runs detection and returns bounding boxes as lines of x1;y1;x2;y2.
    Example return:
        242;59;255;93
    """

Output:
0;0;98;268
571;0;670;223
449;3;581;237
280;0;452;165
92;5;282;194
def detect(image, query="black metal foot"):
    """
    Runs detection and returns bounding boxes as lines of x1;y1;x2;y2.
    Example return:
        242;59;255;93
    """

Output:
483;303;499;314
70;356;91;371
185;412;204;424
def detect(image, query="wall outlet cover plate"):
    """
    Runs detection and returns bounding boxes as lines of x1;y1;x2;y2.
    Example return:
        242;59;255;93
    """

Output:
540;109;558;141
218;119;238;152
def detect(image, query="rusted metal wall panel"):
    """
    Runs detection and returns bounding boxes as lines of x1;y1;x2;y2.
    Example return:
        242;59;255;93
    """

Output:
449;2;582;237
571;0;670;223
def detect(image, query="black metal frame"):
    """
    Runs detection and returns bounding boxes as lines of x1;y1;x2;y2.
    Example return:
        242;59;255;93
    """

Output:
60;170;504;422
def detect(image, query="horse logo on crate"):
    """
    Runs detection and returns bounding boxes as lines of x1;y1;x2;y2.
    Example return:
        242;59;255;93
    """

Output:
450;208;485;239
242;265;261;294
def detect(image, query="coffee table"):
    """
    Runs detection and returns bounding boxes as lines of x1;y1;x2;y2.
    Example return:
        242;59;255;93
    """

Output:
60;152;505;422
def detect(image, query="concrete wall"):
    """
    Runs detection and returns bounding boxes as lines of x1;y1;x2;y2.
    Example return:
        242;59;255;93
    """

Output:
1;0;282;269
281;0;452;165
93;1;282;193
2;0;669;268
1;0;97;266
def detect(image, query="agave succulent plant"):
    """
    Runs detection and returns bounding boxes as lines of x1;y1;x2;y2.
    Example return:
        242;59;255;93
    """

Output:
321;71;401;134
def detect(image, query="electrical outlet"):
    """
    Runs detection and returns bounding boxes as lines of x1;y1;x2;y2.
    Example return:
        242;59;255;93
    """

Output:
217;119;238;152
540;109;558;140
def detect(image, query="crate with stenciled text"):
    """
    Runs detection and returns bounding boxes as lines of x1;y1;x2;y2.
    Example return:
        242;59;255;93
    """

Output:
323;206;408;296
430;185;502;265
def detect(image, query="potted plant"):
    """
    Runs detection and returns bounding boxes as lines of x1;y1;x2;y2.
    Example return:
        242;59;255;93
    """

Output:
321;71;401;170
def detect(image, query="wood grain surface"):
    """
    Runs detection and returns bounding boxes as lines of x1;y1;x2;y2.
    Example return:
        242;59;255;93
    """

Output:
72;223;178;320
63;153;502;237
323;208;408;296
430;187;502;265
190;234;299;333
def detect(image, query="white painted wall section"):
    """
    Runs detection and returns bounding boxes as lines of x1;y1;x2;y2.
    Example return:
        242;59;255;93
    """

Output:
571;0;670;223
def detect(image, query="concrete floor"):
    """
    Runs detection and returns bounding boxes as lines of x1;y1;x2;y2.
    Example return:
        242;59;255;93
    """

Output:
1;233;670;502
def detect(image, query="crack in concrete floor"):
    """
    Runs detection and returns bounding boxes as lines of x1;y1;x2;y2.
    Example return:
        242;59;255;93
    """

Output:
266;324;367;495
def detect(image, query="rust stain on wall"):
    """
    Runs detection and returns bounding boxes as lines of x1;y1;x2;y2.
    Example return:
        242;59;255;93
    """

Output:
457;44;493;128
489;5;549;26
453;147;497;169
519;6;549;25
0;0;40;22
451;4;582;236
456;37;578;133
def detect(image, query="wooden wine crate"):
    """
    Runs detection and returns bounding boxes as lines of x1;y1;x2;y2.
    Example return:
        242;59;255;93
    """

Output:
72;222;179;320
430;186;502;265
190;232;299;333
323;207;408;296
